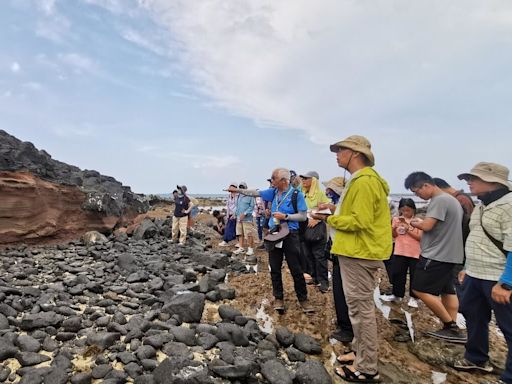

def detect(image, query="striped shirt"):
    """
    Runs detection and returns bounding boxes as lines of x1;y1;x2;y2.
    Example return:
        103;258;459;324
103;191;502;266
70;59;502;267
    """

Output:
465;192;512;281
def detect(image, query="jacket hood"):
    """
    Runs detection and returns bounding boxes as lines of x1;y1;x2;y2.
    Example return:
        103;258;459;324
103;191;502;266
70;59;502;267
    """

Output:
351;167;390;195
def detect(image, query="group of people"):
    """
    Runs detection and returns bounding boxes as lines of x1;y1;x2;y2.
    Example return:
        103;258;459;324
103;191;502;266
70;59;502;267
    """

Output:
221;134;511;384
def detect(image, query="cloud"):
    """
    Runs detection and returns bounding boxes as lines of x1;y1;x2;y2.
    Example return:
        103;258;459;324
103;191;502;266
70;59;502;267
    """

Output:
120;28;168;56
150;150;240;169
131;0;512;143
10;62;21;73
35;0;57;15
57;53;98;74
51;124;97;138
23;82;43;91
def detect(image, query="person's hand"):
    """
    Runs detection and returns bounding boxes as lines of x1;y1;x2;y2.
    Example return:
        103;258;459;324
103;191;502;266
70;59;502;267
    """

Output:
272;212;287;220
308;218;319;228
492;283;512;304
240;213;246;220
265;209;271;218
317;202;335;212
410;218;423;228
458;271;466;284
310;212;329;221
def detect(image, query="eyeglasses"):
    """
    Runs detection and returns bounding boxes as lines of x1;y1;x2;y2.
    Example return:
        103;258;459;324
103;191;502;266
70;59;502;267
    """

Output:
271;176;285;181
410;183;425;194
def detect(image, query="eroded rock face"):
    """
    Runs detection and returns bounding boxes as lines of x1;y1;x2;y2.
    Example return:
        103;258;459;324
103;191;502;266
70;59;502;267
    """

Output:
0;171;121;244
0;130;149;245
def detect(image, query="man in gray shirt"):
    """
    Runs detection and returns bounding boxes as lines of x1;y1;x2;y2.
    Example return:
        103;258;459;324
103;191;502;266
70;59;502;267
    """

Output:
404;172;466;343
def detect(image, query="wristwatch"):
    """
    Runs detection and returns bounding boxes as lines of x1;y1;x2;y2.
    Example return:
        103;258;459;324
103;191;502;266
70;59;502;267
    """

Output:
501;283;512;291
284;214;289;220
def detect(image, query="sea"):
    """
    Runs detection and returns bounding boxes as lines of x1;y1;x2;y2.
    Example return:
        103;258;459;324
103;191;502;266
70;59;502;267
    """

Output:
158;193;429;208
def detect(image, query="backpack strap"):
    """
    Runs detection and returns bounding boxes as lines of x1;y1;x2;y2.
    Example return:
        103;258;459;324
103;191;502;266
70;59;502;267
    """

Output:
480;206;507;257
291;188;299;213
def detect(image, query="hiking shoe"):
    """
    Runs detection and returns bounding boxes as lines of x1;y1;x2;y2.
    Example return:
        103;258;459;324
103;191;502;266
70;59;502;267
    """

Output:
218;241;229;247
319;283;329;293
426;327;467;344
380;286;393;296
246;247;254;256
330;329;354;343
257;244;266;250
273;299;285;312
453;358;494;373
407;297;419;308
299;300;315;313
233;247;245;255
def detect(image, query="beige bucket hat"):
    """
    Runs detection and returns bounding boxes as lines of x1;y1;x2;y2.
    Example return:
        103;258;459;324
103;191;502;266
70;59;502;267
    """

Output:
322;177;346;196
458;162;512;190
329;135;375;166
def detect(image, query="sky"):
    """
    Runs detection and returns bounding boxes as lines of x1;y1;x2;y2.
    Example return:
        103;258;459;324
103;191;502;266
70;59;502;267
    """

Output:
1;0;511;195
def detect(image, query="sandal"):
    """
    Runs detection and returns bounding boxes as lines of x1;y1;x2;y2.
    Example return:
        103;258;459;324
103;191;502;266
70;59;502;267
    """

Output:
335;366;381;383
336;351;356;365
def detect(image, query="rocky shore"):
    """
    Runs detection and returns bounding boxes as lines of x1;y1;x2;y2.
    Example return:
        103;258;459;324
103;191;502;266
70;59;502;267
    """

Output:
0;220;335;384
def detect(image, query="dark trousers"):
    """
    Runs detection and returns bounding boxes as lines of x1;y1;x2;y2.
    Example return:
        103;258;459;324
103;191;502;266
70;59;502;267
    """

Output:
268;232;307;302
460;276;512;384
391;255;418;298
302;239;329;286
256;216;264;241
223;218;237;242
332;254;354;335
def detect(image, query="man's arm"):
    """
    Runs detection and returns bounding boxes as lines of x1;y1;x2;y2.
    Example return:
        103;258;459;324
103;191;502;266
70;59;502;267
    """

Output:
410;217;437;232
227;187;260;197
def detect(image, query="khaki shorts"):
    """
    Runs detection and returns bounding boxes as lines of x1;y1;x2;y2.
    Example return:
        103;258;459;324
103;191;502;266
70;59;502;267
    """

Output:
236;221;257;239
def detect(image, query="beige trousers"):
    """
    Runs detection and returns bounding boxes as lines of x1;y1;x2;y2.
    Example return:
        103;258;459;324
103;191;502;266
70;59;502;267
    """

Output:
171;216;188;244
338;255;384;375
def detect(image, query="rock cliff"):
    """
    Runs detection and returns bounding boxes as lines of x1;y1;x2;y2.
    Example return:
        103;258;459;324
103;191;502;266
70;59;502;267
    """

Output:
0;130;148;244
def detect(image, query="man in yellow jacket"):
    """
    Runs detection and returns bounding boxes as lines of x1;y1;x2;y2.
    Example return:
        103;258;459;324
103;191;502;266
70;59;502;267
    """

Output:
317;135;392;383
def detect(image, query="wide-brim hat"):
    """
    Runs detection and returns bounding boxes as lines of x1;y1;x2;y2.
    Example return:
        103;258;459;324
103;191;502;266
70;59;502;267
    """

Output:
322;177;345;196
458;162;512;190
263;221;290;242
329;135;375;166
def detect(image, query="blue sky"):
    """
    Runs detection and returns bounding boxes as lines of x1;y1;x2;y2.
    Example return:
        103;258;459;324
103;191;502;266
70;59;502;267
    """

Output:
1;0;511;194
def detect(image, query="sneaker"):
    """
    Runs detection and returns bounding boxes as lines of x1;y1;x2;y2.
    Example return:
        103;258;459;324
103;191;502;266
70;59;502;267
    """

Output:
235;243;243;248
257;244;266;250
426;327;467;344
218;241;229;247
380;294;403;303
246;247;254;256
233;247;245;255
453;358;494;373
299;300;315;313
407;297;419;308
319;283;329;293
330;329;354;343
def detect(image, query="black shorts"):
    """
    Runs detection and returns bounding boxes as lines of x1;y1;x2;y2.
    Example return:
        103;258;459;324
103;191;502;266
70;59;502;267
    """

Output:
412;256;457;296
